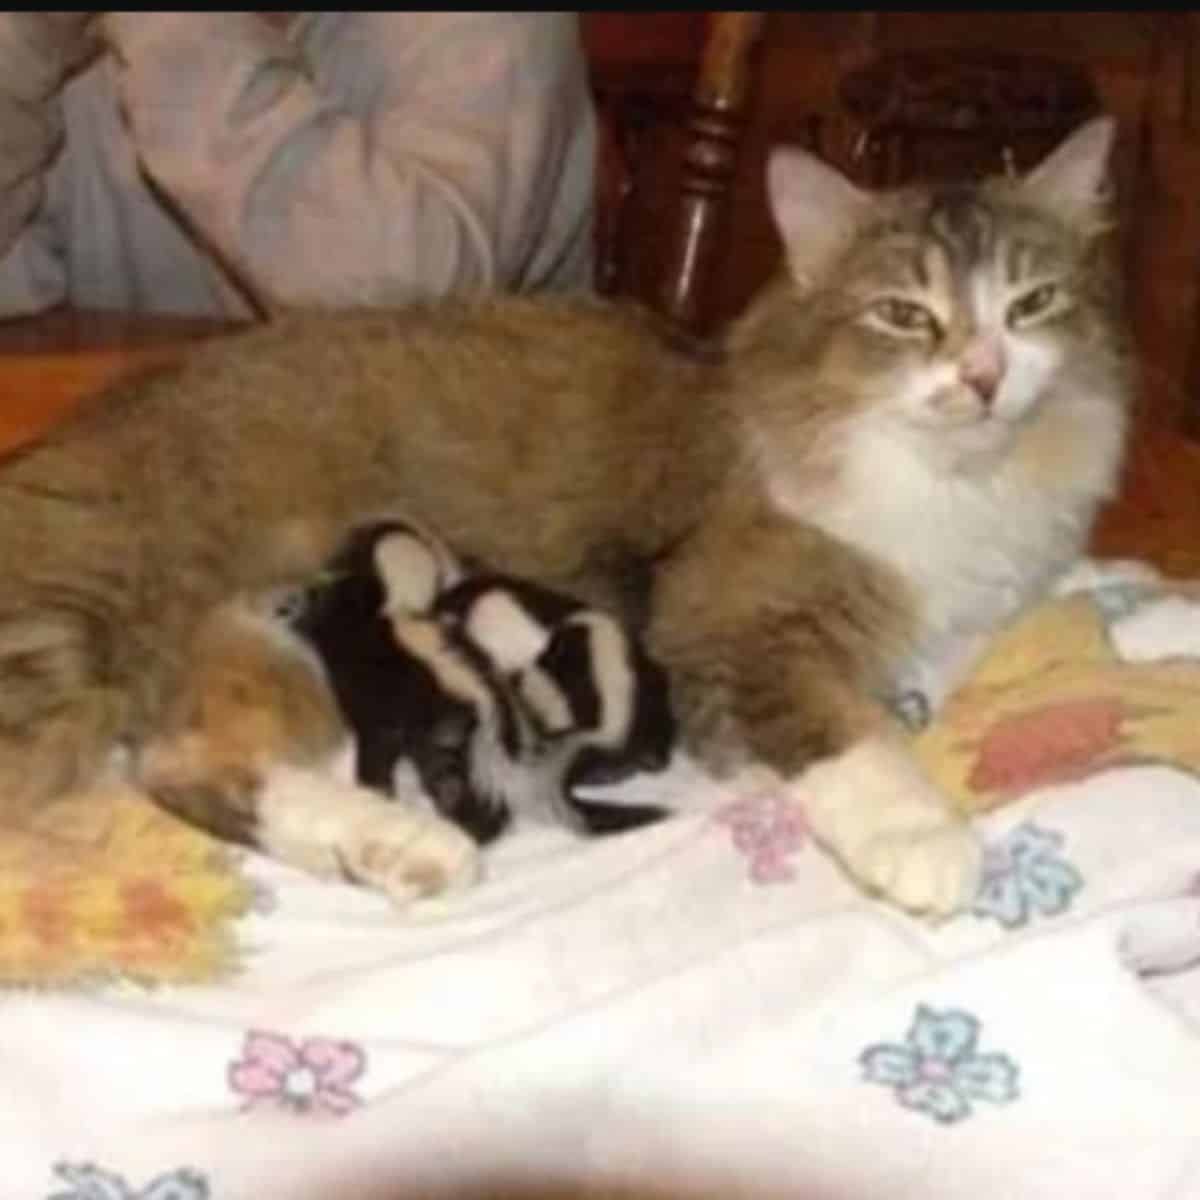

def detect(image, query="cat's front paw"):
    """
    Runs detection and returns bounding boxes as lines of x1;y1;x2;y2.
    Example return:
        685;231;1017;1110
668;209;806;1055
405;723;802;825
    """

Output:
336;805;480;906
850;814;982;918
799;737;982;919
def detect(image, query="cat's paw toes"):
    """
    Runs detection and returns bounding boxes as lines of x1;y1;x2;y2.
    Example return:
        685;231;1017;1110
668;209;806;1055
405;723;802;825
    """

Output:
854;817;982;918
338;808;480;906
800;738;981;918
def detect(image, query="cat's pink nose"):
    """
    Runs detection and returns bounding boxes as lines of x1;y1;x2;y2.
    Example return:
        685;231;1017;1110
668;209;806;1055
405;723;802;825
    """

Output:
959;337;1006;404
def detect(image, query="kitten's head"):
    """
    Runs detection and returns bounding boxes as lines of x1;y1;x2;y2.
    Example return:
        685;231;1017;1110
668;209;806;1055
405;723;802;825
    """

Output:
735;117;1130;470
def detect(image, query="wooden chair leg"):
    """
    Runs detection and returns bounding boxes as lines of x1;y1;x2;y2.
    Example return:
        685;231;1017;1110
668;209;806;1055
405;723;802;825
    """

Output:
656;12;768;340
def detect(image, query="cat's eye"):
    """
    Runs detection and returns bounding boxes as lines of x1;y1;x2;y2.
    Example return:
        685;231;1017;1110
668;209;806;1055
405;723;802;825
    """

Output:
1007;283;1060;326
866;297;940;337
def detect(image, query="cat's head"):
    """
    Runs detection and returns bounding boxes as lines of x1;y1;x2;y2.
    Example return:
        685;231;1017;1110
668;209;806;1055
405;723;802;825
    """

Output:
734;117;1130;471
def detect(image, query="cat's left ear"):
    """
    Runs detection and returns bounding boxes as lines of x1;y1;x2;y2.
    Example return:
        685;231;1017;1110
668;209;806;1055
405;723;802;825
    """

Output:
767;145;873;288
1020;115;1117;228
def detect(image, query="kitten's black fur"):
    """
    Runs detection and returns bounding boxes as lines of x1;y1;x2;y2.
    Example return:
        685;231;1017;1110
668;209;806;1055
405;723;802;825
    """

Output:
288;524;675;844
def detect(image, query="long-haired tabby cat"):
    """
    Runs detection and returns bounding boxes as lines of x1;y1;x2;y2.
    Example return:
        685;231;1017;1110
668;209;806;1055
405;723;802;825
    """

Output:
0;117;1131;916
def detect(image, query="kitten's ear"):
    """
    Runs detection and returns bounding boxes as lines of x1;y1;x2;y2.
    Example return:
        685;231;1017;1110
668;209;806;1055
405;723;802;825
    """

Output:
1020;116;1116;226
767;146;872;287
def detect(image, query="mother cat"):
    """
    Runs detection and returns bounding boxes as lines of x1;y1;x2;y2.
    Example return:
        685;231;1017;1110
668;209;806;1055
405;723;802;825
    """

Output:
0;117;1131;916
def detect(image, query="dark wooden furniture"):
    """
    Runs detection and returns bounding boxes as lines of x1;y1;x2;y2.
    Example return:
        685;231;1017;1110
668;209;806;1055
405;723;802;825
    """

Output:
589;12;768;340
835;50;1099;185
1134;12;1200;438
653;13;767;337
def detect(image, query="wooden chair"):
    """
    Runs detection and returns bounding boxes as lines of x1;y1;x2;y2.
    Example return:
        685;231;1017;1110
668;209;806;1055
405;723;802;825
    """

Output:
588;13;768;344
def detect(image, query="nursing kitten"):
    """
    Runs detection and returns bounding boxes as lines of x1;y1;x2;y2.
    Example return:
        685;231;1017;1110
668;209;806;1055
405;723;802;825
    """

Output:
277;519;673;844
0;117;1130;915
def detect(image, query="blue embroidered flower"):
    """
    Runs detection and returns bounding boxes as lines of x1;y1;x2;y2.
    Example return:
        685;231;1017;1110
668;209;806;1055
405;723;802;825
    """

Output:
973;821;1084;929
860;1005;1020;1124
47;1162;209;1200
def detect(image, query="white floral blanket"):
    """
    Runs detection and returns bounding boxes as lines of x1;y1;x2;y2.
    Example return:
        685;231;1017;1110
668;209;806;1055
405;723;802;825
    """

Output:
7;570;1200;1200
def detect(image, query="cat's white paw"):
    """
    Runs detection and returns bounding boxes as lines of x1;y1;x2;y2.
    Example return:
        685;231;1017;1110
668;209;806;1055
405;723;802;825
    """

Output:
847;813;982;918
335;805;480;906
256;764;480;905
798;736;981;919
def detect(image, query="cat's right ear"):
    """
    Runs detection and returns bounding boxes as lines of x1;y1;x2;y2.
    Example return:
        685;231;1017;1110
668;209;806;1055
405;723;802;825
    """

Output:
766;146;872;288
1020;115;1117;232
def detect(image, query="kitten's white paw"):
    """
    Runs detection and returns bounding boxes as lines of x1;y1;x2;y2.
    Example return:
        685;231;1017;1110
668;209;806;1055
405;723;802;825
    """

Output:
798;736;981;919
849;813;982;918
336;806;480;906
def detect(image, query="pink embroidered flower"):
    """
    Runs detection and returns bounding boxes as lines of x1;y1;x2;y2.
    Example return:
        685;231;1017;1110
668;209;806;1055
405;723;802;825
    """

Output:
714;792;808;883
228;1030;367;1117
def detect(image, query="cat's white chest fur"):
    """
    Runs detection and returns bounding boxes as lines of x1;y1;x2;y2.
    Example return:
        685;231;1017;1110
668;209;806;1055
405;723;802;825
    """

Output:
765;408;1116;704
834;420;1081;629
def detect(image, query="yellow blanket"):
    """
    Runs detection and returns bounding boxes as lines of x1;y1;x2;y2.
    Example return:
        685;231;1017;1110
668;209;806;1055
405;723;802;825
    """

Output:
916;585;1200;812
